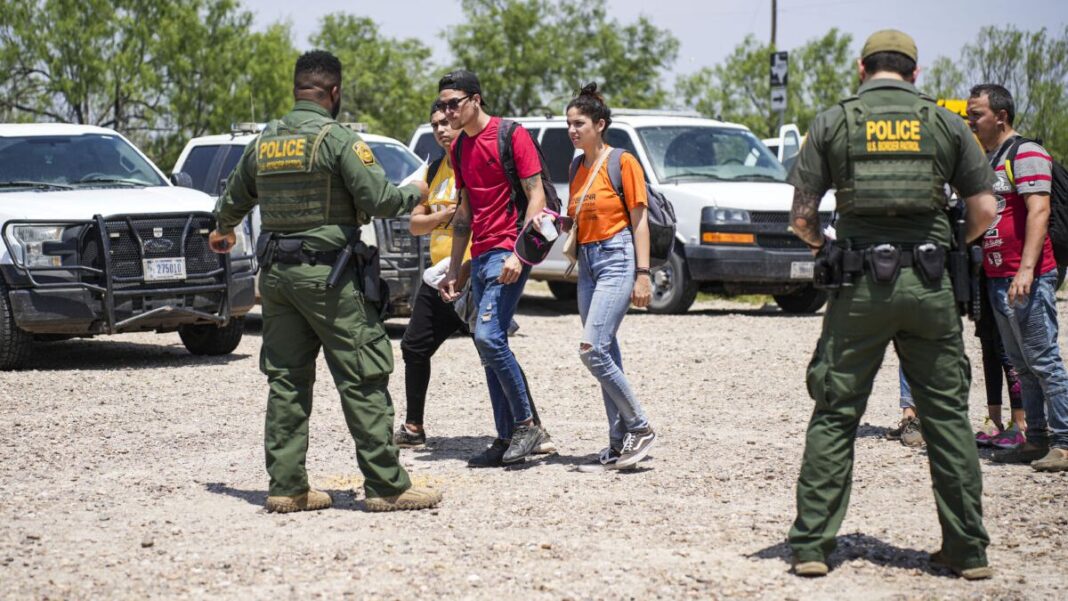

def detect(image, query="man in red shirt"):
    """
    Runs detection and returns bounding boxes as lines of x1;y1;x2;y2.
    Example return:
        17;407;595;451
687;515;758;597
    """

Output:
968;83;1068;471
437;70;553;466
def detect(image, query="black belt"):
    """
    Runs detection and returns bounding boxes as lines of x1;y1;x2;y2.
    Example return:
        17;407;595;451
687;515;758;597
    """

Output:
272;248;341;266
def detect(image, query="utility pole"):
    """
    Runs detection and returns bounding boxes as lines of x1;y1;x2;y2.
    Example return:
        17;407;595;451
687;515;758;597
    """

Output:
771;0;777;48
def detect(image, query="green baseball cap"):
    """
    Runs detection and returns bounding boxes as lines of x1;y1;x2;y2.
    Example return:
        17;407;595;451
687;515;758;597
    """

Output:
861;29;918;62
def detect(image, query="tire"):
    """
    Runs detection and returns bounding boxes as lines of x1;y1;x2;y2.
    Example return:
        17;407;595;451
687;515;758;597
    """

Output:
179;317;244;356
647;248;698;314
773;285;828;314
547;281;577;301
0;283;33;370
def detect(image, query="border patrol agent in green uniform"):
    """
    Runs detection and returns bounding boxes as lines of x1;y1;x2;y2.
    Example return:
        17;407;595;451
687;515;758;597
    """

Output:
785;31;998;579
209;51;442;513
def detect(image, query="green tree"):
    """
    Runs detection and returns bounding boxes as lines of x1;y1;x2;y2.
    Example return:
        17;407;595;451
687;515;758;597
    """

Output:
311;14;436;141
448;0;679;116
0;0;295;167
921;25;1068;159
677;29;854;138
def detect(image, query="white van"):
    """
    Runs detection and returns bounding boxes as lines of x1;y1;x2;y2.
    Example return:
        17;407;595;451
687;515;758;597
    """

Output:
410;111;835;313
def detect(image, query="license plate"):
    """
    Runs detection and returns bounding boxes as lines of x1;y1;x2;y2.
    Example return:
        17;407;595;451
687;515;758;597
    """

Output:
142;257;187;282
790;261;814;280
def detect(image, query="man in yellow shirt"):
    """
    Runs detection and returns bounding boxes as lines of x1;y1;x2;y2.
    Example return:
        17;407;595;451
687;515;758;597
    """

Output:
394;102;550;453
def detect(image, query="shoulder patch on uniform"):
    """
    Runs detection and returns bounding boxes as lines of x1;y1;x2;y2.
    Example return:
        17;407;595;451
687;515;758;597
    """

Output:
353;141;376;166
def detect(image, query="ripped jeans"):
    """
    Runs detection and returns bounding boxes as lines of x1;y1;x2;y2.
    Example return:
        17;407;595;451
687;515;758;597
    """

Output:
577;229;650;449
470;249;533;440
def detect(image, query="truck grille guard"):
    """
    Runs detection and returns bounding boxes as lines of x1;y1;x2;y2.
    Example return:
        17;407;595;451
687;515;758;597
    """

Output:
2;212;256;334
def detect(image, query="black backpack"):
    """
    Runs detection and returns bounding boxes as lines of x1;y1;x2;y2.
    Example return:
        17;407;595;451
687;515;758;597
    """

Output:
569;148;678;266
1004;137;1068;266
454;119;562;229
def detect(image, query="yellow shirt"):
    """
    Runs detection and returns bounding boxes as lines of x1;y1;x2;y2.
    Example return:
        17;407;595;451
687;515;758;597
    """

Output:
424;160;472;265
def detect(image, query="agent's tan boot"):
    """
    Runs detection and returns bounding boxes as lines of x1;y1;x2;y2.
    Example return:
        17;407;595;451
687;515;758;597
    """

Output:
265;489;333;513
364;486;442;512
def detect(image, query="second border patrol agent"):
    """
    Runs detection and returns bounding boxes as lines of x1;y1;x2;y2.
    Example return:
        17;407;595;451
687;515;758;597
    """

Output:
210;50;442;513
785;31;998;578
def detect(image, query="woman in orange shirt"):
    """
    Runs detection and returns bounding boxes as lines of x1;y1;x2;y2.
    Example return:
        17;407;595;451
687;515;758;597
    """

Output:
565;84;656;471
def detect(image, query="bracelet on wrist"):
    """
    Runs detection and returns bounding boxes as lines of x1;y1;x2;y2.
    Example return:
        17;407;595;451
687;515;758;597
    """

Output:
635;267;652;275
806;238;826;251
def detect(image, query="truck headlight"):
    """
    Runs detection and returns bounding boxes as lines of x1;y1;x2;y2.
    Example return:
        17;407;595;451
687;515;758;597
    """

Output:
11;225;65;267
710;209;750;224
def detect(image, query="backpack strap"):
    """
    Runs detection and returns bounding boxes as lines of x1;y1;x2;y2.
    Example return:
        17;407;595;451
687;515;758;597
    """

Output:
425;156;444;185
453;130;467;183
569;154;583;184
607;148;627;199
497;119;522;219
1004;135;1037;188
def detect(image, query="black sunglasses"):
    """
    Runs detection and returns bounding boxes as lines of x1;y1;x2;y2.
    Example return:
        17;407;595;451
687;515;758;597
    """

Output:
441;95;472;112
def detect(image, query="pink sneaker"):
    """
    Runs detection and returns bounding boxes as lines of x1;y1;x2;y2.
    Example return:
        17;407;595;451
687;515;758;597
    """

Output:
990;424;1025;449
974;418;1002;447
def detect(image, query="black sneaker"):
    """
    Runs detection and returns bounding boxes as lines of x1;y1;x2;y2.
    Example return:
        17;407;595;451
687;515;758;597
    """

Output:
468;438;509;468
576;447;622;473
616;427;656;469
502;424;549;464
886;416;917;441
393;424;426;448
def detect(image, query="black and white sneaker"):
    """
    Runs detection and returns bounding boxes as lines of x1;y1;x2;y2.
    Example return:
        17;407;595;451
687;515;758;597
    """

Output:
502;424;549;464
468;438;509;468
393;424;426;448
615;427;656;469
577;447;622;473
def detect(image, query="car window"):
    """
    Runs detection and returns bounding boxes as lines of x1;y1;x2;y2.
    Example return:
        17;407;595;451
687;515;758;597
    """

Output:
636;126;787;183
412;132;443;163
538;128;575;184
366;141;422;184
179;145;221;193
0;133;166;187
605;129;639;157
214;145;246;194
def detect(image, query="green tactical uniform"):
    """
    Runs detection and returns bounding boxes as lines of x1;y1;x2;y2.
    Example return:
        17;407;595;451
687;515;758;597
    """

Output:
215;100;422;499
786;79;996;569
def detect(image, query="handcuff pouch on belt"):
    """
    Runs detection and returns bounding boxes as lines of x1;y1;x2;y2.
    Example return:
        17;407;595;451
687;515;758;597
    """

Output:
813;241;946;289
256;231;277;268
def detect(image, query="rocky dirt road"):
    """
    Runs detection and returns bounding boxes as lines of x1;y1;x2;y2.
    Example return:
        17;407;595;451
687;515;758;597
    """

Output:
2;283;1066;599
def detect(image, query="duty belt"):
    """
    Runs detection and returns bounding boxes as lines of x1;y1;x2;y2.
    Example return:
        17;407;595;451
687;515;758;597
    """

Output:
272;247;341;266
814;242;947;288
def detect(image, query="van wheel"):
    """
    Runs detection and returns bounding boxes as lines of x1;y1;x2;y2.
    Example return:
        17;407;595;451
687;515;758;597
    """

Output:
0;283;33;370
648;249;698;314
774;285;828;314
179;317;244;356
547;281;577;301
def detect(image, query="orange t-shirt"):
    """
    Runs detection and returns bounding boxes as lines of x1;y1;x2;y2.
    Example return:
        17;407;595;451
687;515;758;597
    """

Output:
567;149;648;245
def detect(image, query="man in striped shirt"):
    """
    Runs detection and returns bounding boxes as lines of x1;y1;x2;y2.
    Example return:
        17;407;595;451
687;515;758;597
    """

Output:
967;83;1068;471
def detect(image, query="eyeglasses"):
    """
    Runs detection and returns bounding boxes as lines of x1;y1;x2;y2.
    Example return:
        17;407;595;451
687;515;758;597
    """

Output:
441;95;472;112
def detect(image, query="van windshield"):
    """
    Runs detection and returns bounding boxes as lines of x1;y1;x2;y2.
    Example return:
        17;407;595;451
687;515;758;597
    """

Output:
636;126;787;183
0;134;166;189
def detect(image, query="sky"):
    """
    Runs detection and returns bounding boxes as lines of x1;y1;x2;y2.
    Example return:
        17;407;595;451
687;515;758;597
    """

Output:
247;0;1067;85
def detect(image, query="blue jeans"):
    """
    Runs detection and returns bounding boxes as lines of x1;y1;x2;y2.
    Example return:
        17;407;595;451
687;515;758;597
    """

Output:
471;249;533;440
988;272;1068;448
898;367;915;410
577;229;650;449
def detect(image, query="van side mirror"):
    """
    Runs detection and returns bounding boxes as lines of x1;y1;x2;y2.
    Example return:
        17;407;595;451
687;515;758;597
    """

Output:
170;172;194;188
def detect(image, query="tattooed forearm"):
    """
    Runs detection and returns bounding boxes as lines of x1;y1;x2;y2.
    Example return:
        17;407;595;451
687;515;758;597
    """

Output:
521;174;540;193
789;188;825;248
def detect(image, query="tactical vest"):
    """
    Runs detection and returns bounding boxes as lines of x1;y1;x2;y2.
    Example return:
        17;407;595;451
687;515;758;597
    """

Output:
836;94;945;216
254;117;361;232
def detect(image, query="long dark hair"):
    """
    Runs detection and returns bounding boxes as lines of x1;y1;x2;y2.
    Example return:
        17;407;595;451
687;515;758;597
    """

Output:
566;82;612;133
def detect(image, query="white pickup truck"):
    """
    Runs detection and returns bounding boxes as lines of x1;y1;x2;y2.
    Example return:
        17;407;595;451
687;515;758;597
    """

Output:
410;111;835;313
0;124;257;370
172;124;427;316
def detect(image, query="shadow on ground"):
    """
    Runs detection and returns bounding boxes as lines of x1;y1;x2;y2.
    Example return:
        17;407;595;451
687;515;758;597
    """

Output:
204;483;364;511
749;532;957;577
15;339;249;371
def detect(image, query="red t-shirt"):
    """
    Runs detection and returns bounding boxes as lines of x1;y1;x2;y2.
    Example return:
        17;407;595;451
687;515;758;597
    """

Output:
982;139;1057;278
450;117;541;258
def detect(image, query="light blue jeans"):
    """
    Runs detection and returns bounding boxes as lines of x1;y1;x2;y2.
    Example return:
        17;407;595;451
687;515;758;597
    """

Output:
899;367;915;410
988;272;1068;448
471;249;533;440
577;229;650;449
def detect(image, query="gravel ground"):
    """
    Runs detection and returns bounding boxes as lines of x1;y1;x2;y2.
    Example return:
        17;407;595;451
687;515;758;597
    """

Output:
2;282;1067;600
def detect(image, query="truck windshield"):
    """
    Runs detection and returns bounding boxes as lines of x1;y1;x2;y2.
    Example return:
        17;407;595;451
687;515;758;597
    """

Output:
0;134;166;188
367;141;422;184
636;126;787;184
